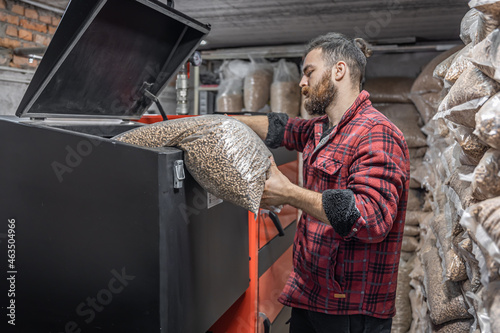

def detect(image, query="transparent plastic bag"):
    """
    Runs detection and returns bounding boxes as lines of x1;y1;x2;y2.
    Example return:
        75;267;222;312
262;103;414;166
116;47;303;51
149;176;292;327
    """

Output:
469;0;500;18
449;123;489;165
391;257;414;333
422;236;472;325
244;56;273;112
472;148;500;200
413;45;463;94
410;157;426;189
216;60;250;113
405;211;432;226
402;236;420;252
444;44;474;84
461;9;483;45
113;115;272;213
460;199;500;265
410;91;442;124
217;78;244;112
474;91;500;149
434;66;500;128
468;29;500;82
270;59;301;117
484;281;500;333
434;51;460;81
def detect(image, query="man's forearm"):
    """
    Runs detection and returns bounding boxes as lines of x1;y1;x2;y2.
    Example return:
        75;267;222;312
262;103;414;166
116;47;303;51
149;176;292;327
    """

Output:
284;184;329;225
231;115;269;141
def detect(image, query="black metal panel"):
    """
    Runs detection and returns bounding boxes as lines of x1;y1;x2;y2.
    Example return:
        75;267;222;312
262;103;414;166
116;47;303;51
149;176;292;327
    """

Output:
16;0;210;119
258;220;296;277
0;118;248;332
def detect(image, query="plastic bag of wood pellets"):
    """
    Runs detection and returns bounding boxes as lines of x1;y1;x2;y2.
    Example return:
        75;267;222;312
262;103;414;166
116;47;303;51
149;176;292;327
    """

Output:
217;78;244;112
216;60;250;113
444;44;474;84
485;281;500;333
474;91;500;149
375;104;427;148
434;51;460;81
244;57;273;112
363;77;414;103
113;115;272;213
435;66;500;128
432;319;473;333
460;198;500;265
404;225;420;237
455;234;482;293
468;29;500;81
448;164;478;210
405;211;431;226
410;91;442;124
461;9;484;45
413;45;463;94
471;149;500;200
402;236;419;252
470;0;500;18
465;288;490;333
449;124;489;165
410;157;427;189
431;214;468;282
391;256;415;333
460;8;498;47
270;59;300;117
422;237;472;325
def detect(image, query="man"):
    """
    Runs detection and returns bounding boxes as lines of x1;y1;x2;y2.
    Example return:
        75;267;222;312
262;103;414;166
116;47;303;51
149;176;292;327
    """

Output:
234;32;410;333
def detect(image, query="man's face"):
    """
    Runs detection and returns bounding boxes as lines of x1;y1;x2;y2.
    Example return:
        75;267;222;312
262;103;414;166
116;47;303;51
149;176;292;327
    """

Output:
300;49;337;116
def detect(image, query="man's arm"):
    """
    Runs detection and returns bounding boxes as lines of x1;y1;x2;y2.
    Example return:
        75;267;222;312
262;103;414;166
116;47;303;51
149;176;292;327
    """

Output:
260;160;329;223
231;115;269;141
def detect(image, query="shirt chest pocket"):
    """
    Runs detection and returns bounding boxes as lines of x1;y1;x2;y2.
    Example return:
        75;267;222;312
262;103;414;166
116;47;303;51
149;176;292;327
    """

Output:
310;156;344;190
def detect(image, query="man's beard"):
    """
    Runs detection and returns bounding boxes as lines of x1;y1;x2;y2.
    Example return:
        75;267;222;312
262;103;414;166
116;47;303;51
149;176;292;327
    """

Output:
302;71;336;116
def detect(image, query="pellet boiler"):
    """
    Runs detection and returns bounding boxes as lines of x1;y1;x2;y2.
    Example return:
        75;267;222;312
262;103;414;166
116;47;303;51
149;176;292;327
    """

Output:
0;0;249;332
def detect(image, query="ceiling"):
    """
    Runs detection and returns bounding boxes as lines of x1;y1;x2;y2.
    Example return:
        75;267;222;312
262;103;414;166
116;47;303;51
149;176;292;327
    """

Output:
37;0;470;49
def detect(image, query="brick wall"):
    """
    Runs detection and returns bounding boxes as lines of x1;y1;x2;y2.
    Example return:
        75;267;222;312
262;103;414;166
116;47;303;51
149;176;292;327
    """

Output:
0;0;61;69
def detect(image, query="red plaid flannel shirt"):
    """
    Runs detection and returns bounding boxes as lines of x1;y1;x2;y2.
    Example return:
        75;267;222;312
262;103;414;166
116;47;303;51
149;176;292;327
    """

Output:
277;91;410;318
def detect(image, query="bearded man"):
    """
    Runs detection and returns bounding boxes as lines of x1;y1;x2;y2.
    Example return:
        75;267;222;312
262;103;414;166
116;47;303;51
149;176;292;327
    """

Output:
233;32;410;333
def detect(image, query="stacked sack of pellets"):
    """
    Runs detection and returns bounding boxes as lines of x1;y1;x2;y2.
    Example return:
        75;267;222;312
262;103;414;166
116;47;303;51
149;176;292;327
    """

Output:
112;115;272;214
360;77;428;333
216;60;250;113
270;59;301;117
409;1;500;332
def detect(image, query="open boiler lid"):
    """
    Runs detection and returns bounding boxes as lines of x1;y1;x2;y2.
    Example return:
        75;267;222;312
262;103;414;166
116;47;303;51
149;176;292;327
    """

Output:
16;0;210;119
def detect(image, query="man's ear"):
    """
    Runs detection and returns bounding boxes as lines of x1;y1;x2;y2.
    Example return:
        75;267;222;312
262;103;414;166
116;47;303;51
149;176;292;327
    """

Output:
332;61;347;82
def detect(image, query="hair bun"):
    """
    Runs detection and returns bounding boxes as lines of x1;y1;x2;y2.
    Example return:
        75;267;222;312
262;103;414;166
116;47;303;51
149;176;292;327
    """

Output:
354;38;373;58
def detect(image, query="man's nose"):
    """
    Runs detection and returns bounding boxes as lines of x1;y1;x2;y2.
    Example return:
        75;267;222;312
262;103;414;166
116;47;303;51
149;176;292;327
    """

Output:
299;75;308;88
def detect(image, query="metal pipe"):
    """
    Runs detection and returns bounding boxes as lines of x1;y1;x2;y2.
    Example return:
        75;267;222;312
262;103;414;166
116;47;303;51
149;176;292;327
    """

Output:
18;0;65;14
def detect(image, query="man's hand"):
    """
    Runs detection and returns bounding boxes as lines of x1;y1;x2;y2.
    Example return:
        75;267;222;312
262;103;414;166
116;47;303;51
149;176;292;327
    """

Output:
260;157;293;209
261;157;330;225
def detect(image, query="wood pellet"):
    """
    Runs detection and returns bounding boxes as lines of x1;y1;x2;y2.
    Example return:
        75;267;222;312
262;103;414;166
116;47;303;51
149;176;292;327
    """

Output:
113;115;272;213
